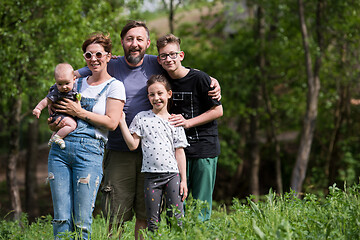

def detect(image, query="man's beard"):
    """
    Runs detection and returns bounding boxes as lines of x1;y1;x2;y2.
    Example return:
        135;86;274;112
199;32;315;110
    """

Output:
125;48;146;65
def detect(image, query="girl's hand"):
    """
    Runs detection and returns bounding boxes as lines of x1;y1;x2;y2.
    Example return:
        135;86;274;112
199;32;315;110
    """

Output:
119;111;126;126
169;114;189;128
180;180;188;202
121;111;126;121
53;98;82;117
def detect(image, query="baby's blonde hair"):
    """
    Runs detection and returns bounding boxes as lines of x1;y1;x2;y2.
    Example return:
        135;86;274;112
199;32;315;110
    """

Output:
54;63;74;80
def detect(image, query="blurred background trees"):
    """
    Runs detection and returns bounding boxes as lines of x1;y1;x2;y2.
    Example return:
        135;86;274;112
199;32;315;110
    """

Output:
1;0;360;220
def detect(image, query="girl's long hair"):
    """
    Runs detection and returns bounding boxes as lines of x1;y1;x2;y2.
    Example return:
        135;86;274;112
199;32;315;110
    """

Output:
147;74;173;112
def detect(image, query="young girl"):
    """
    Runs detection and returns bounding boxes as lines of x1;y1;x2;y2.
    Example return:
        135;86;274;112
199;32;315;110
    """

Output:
119;74;188;232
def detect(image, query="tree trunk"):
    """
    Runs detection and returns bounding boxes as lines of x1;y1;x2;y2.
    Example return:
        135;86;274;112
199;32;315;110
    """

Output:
7;96;23;220
262;85;283;194
229;118;247;197
326;84;349;188
326;43;352;188
249;127;260;200
248;5;268;200
249;87;261;199
257;5;284;194
169;0;174;33
291;0;323;195
26;118;40;221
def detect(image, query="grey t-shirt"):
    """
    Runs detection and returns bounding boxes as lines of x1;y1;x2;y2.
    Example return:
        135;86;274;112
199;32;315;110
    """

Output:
129;110;189;173
78;54;165;151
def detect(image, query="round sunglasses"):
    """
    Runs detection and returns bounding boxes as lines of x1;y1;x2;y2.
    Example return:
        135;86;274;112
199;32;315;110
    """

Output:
83;51;108;60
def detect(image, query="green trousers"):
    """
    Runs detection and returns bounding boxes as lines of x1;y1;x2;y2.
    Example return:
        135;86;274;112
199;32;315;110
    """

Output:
186;156;218;221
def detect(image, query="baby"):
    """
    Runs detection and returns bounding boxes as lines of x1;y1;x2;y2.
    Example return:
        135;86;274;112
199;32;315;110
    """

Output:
33;63;79;149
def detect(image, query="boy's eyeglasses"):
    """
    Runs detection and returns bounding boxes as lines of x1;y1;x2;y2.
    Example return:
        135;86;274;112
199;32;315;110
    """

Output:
159;51;181;60
83;51;108;60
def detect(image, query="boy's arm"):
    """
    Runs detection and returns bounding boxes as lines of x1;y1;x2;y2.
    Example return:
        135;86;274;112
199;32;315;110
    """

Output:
32;97;51;118
169;104;223;129
119;112;140;151
175;147;188;201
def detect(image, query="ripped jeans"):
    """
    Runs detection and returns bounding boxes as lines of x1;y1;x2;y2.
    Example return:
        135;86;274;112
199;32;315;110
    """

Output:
48;135;104;240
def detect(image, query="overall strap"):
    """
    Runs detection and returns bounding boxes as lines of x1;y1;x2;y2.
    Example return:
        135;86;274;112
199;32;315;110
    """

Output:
95;79;116;100
77;77;84;92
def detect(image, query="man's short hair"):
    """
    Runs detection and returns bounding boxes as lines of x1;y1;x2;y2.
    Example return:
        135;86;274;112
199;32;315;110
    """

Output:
121;20;150;40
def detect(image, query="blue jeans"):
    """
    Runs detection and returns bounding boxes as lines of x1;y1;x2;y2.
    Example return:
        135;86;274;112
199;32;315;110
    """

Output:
48;135;104;239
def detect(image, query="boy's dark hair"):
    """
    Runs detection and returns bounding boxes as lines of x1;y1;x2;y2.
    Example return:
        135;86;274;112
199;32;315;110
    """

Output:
156;34;181;52
121;20;150;40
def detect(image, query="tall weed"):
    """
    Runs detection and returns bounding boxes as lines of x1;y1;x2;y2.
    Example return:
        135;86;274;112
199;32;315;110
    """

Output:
1;183;359;239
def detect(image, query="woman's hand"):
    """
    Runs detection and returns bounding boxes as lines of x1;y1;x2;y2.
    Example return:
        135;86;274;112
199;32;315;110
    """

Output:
47;116;64;131
53;98;82;117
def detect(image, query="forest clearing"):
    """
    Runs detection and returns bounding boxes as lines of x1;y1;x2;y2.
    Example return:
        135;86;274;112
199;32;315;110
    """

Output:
1;0;360;238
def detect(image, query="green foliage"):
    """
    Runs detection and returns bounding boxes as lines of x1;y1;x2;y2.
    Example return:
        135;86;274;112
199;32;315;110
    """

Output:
338;145;360;186
173;0;360;195
0;0;138;147
175;0;308;186
0;215;53;239
1;0;360;207
1;183;359;239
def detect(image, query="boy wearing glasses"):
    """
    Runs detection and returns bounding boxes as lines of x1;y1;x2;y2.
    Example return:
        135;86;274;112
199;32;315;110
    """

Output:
156;34;223;221
33;63;79;149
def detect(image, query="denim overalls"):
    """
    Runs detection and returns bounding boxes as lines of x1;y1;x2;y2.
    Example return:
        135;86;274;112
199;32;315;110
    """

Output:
48;77;115;240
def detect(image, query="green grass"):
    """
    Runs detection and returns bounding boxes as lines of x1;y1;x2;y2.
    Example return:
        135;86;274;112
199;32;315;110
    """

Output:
1;183;359;239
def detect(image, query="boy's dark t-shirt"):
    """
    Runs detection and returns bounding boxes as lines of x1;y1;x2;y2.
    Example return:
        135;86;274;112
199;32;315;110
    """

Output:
169;68;221;158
